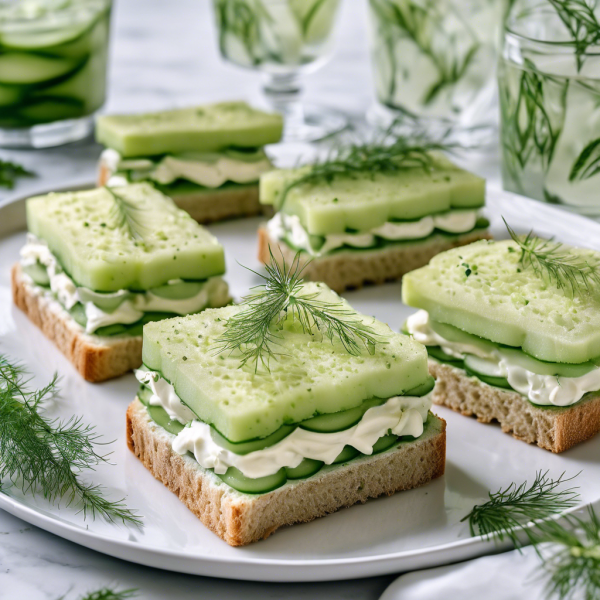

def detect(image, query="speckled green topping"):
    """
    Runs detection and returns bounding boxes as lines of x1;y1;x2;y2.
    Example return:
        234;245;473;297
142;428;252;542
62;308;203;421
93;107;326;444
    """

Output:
26;183;225;292
96;101;284;158
142;282;429;442
259;155;485;235
403;239;600;364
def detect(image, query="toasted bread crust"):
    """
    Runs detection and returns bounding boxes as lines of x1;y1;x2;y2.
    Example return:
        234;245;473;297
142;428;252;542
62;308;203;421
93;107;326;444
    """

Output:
126;399;446;546
430;360;600;453
257;227;492;293
98;157;271;224
12;263;143;382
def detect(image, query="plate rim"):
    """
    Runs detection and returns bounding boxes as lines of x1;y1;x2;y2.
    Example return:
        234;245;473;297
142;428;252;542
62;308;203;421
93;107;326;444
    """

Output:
1;182;599;581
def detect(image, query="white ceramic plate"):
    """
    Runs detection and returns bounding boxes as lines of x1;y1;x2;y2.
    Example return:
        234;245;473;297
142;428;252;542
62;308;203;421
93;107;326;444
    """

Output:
1;185;599;582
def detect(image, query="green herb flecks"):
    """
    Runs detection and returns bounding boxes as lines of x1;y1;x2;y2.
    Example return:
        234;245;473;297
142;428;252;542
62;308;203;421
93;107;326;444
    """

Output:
369;0;481;107
462;470;580;548
0;158;34;190
215;250;386;371
276;125;458;208
105;187;150;244
72;589;138;600
504;218;600;297
0;355;142;526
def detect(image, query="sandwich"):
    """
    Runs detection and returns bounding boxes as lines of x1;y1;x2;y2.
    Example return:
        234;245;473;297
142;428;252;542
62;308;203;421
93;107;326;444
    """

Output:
402;235;600;453
127;258;446;545
96;101;283;224
257;141;489;292
12;183;230;382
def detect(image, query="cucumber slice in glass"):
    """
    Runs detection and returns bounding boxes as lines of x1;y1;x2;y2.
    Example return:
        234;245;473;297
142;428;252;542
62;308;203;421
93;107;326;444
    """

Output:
18;96;85;123
217;467;287;494
22;262;50;287
332;445;360;464
299;397;386;433
427;346;463;365
371;433;399;454
285;458;323;479
404;376;436;396
210;424;296;455
147;405;184;436
0;53;81;85
150;281;205;300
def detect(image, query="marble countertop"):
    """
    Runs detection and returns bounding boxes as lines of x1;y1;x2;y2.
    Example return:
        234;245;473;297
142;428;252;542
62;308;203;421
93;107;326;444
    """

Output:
0;1;501;597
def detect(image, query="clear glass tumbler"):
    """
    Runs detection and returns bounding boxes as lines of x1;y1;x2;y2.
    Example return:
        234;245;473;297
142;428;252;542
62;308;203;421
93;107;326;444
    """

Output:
367;0;508;140
212;0;346;142
499;1;600;215
0;0;112;148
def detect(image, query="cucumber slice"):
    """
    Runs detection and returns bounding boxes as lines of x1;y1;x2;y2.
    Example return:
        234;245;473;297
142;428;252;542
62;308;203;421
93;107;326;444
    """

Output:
404;376;436;396
299;397;386;433
77;288;131;312
68;303;87;327
217;466;287;494
147;405;185;436
463;354;505;378
22;262;50;287
332;445;360;464
18;96;85;123
93;312;180;337
150;281;205;300
210;424;296;455
0;84;22;107
0;53;81;85
500;347;597;378
427;346;463;364
285;458;323;479
464;365;512;389
138;385;152;406
429;320;497;354
371;433;399;454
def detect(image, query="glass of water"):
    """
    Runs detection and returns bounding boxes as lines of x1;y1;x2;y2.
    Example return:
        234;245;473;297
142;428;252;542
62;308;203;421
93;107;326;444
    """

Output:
213;0;346;142
0;0;112;148
367;0;508;140
498;0;600;215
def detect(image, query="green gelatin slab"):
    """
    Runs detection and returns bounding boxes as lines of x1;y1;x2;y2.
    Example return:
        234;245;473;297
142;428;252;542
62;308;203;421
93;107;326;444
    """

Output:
26;183;225;292
402;239;600;364
96;102;283;158
142;282;429;442
259;155;485;235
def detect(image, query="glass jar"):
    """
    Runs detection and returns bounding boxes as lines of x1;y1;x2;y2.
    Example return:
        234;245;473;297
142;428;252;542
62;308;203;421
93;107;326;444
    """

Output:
367;0;508;138
0;0;112;148
498;1;600;215
213;0;346;142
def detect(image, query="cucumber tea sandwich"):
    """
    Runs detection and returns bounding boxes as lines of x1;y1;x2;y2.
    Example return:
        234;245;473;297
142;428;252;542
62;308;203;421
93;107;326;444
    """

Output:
12;183;230;382
403;228;600;453
127;256;446;546
96;101;283;224
258;134;490;292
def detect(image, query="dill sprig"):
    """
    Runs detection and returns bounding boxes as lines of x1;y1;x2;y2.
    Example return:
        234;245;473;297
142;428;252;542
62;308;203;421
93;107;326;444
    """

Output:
75;589;138;600
105;187;149;243
0;355;142;526
215;250;386;371
504;218;600;296
535;506;600;600
276;126;457;208
462;471;580;548
0;158;34;190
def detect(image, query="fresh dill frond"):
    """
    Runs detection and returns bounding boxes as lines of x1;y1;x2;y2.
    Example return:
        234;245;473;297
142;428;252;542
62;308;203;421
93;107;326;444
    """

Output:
504;218;600;297
0;158;34;190
276;125;457;208
462;471;580;548
535;506;600;600
215;250;386;371
105;187;149;243
77;588;138;600
0;355;142;526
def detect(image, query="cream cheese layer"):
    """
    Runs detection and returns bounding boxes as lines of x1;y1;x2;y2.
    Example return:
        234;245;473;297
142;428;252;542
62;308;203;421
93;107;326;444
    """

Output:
267;209;482;256
406;310;600;407
20;235;229;334
102;148;271;189
136;368;432;479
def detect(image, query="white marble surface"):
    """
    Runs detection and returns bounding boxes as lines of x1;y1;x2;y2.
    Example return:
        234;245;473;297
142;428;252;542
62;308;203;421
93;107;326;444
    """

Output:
0;0;502;597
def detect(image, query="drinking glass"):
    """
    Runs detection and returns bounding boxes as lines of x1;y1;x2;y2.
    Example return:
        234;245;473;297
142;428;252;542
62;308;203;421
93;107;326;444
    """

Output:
0;0;112;148
367;0;508;140
498;0;600;215
213;0;346;142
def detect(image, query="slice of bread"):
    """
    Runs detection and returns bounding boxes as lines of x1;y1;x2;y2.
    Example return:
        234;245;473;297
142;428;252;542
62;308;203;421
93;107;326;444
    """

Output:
258;227;491;293
12;263;142;382
98;160;272;225
126;398;446;546
430;360;600;453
